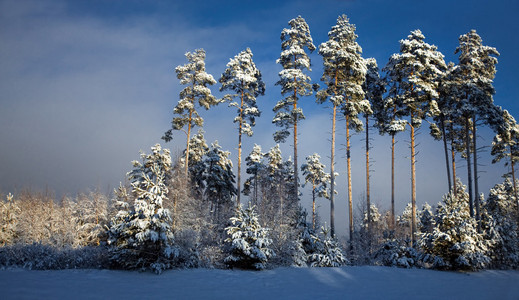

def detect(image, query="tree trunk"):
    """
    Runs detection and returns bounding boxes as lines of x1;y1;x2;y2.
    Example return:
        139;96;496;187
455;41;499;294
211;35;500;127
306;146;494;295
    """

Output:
365;114;371;243
410;116;417;247
312;181;316;231
465;117;474;218
237;91;244;209
330;104;337;237
391;133;396;230
441;118;452;192
511;155;519;222
185;110;193;179
346;115;353;250
450;123;458;196
472;117;480;231
293;89;299;206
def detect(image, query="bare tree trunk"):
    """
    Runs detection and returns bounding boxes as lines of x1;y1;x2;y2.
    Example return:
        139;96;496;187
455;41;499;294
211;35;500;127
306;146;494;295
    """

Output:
410;116;417;247
450;123;458;196
293;91;299;205
441;119;452;192
346;115;353;250
365;114;371;243
237;91;244;209
472;117;481;231
185;110;193;178
391;133;396;230
312;181;316;231
465;117;474;218
511;154;519;222
330;103;337;237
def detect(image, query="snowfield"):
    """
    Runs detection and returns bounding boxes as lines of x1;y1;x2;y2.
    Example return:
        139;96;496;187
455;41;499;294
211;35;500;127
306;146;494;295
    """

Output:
1;266;518;299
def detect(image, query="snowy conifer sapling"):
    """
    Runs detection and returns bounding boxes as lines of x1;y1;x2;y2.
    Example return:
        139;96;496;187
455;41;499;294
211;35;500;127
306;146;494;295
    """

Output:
224;203;274;270
107;144;177;274
301;153;331;231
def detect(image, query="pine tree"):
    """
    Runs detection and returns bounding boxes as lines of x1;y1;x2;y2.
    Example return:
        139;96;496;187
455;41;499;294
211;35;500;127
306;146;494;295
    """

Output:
454;30;499;223
383;30;446;245
107;144;177;274
273;16;316;206
301;153;331;231
163;49;218;178
419;179;492;270
202;141;237;226
220;48;265;207
362;58;384;237
243;144;264;205
317;15;366;238
491;109;519;207
482;179;519;268
224;203;274;270
308;226;348;267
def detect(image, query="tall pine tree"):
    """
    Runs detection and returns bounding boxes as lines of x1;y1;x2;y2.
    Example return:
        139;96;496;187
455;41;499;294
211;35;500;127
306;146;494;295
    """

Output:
383;30;446;245
317;15;366;239
220;48;265;207
163;49;218;178
273;16;316;205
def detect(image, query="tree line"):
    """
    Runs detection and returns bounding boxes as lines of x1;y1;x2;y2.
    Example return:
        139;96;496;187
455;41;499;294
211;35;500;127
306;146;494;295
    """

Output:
1;14;518;273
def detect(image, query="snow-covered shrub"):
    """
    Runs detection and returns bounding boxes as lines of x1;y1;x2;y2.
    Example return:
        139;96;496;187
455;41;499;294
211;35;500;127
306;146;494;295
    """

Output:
107;144;178;274
0;243;109;270
0;193;19;246
418;180;492;271
373;239;420;268
308;226;348;267
224;203;274;270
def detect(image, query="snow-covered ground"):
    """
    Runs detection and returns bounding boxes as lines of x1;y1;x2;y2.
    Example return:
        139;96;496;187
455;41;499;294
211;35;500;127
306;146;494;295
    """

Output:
1;266;517;299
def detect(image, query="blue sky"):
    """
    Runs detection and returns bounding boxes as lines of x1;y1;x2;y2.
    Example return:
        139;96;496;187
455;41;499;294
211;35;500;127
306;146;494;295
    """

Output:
1;0;518;235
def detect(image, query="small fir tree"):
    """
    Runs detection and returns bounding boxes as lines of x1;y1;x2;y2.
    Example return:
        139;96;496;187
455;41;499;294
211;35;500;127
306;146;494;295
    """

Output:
482;179;519;268
224;203;274;270
301;153;331;231
308;226;348;267
419;179;492;271
107;144;177;274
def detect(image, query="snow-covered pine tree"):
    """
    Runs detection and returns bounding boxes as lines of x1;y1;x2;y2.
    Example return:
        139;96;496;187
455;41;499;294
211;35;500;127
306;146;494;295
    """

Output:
383;30;446;246
301;153;331;231
430;62;456;193
184;129;210;199
418;203;435;235
0;193;19;246
243;144;265;205
220;48;265;207
491;109;519;206
273;16;316;207
202;141;237;227
454;30;499;223
482;179;519;268
107;144;177;274
317;14;366;239
308;226;348;267
419;179;492;270
162;49;218;178
224;203;274;270
362;58;385;238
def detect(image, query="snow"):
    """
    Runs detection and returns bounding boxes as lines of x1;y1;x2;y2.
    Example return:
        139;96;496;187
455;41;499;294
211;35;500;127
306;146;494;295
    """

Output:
1;266;518;299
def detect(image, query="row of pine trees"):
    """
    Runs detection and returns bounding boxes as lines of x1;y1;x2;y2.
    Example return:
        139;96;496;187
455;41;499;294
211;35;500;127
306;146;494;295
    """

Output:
1;14;518;273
